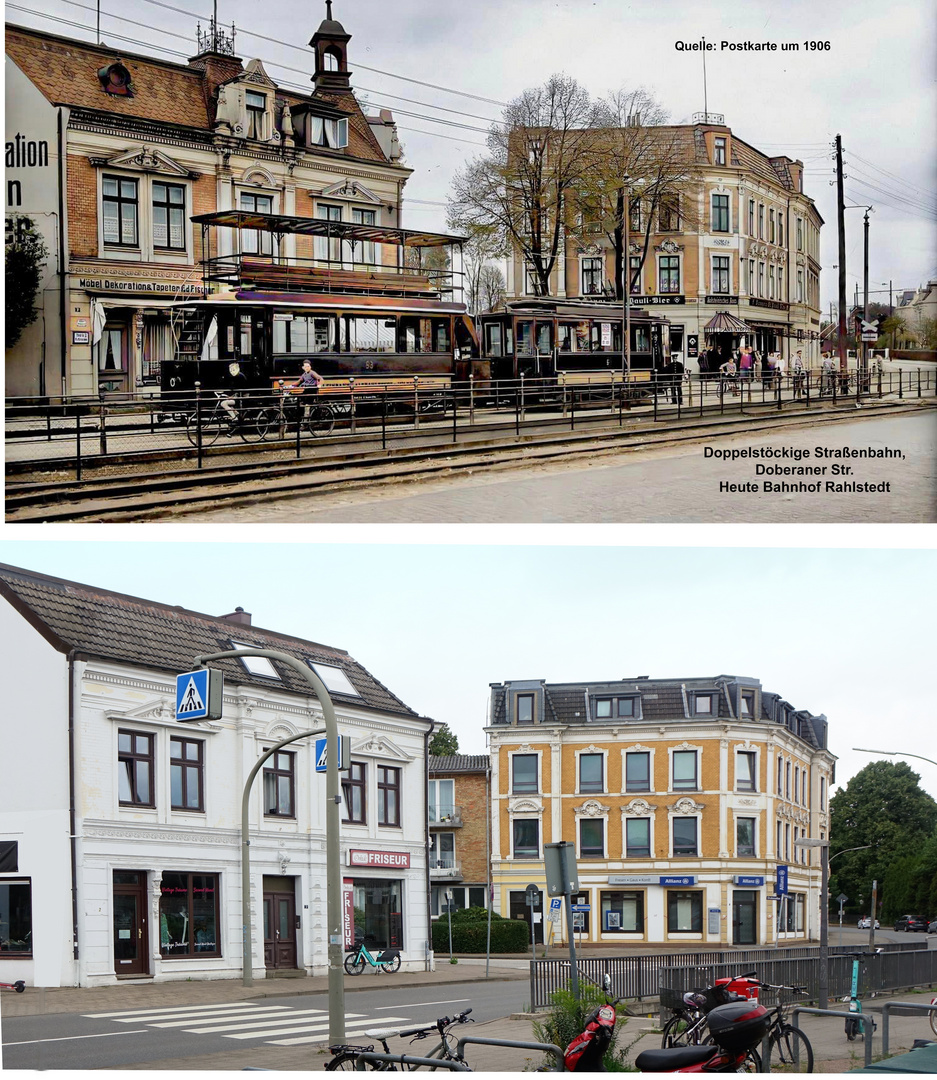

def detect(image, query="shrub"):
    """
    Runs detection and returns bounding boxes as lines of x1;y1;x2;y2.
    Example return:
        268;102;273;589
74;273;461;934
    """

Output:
533;983;644;1072
431;906;531;953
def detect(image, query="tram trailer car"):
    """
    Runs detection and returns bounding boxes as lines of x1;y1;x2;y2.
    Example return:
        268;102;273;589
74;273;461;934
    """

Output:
479;299;669;399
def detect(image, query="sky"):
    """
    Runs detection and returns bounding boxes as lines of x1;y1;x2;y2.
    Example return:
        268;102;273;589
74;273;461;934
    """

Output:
1;536;935;803
6;0;936;313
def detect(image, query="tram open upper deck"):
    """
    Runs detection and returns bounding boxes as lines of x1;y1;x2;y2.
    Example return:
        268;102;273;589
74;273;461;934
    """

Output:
161;210;479;395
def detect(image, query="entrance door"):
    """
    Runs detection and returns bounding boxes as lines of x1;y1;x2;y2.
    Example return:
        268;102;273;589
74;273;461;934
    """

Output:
113;870;149;976
263;888;297;969
509;889;543;944
732;890;757;946
98;322;130;394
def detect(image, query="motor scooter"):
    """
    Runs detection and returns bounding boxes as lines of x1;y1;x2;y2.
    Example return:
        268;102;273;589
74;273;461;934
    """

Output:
562;974;621;1071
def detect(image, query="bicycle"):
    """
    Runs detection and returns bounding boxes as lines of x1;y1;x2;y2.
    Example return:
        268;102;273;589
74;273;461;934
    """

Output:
185;391;269;446
256;384;335;440
751;980;814;1073
343;937;401;976
930;994;937;1038
326;1008;474;1070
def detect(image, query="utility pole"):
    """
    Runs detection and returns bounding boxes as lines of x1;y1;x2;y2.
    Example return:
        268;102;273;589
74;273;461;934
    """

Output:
862;209;870;386
835;135;847;374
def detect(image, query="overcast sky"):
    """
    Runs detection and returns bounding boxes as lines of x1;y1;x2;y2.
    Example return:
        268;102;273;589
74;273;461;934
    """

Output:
2;537;935;803
8;0;936;312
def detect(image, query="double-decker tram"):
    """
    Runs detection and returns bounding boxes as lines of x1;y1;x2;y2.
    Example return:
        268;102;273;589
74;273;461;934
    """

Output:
161;210;479;403
479;298;670;395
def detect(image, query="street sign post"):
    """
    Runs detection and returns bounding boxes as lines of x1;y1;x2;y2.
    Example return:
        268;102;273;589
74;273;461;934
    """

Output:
175;668;223;721
315;735;351;772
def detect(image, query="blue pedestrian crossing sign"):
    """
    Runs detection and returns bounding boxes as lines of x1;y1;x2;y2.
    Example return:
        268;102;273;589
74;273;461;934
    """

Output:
175;668;224;722
315;735;351;772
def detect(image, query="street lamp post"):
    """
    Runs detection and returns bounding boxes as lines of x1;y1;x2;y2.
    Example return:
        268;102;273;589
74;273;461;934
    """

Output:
853;749;937;769
193;647;345;1042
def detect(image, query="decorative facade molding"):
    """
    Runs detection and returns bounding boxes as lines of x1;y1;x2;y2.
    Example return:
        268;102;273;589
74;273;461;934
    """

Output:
353;733;413;763
90;146;198;179
508;797;543;815
318;178;382;204
83;827;238;845
669;797;705;816
655;239;683;254
622;798;658;816
574;799;610;818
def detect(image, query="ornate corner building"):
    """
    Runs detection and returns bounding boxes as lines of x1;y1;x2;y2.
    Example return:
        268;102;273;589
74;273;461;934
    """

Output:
486;675;834;948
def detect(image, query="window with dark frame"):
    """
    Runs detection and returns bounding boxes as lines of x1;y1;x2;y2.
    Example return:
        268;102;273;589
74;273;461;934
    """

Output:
626;817;650;857
240;191;274;255
342;761;366;823
758;203;765;239
513;818;539;858
580;818;604;858
579;753;604;793
672;750;698;791
245;90;266;139
740;691;754;717
737;817;756;857
581;257;603;295
659;256;680;294
170;737;204;811
629;198;641;233
601;889;644;933
712;194;730;232
748;199;755;236
263;751;294;817
377;765;400;826
712;256;730;294
0;880;32;953
673;816;698;856
159;871;220;957
694;693;713;715
152;182;186;250
668;889;702;932
625;751;650;792
659;195;680;232
714;137;727;166
516;693;534;724
512;754;538;794
118;730;154;806
103;175;139;246
736;751;756;792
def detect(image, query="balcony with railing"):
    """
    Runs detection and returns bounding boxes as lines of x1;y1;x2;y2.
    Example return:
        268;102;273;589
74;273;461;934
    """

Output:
429;804;463;828
429;858;463;881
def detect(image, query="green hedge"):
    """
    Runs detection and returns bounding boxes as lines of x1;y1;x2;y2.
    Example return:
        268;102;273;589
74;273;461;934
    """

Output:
432;906;531;953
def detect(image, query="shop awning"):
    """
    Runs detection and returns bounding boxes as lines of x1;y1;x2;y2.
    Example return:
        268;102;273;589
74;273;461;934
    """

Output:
704;311;753;333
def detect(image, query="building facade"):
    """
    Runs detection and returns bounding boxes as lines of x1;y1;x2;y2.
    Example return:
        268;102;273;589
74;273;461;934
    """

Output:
0;564;434;987
487;675;835;948
5;4;409;397
427;755;490;919
505;117;824;366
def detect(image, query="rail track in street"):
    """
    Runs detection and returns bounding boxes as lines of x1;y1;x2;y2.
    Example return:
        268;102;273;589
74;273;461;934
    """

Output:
6;398;934;522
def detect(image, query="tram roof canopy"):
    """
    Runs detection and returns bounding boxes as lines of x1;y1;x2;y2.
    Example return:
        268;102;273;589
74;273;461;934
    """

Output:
191;210;466;249
704;311;753;333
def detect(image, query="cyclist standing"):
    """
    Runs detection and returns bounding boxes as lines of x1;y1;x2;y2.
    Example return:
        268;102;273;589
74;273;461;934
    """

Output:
290;360;324;424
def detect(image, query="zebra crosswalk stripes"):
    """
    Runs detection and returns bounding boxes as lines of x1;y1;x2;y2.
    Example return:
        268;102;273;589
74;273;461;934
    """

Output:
82;1003;414;1045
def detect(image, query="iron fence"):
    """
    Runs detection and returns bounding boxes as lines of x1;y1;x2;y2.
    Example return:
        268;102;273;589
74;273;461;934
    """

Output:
527;941;930;1010
6;366;935;482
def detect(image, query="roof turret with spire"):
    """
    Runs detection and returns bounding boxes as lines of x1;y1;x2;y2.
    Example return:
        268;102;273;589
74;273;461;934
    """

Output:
310;0;352;92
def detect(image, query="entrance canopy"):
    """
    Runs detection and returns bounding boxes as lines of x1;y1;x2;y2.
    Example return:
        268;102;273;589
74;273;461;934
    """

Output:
704;311;753;334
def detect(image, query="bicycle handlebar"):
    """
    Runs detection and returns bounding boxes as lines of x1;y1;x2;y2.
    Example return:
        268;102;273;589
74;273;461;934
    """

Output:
398;1009;473;1041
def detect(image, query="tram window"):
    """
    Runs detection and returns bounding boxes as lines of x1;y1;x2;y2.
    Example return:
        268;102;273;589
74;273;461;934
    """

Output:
273;316;335;353
433;319;450;352
485;323;503;357
516;321;534;356
240;315;252;356
632;326;650;353
535;323;553;353
345;316;395;352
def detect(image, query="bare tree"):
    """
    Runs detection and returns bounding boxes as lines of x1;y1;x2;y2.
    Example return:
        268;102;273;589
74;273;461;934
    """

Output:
478;263;506;313
448;74;600;297
451;223;503;314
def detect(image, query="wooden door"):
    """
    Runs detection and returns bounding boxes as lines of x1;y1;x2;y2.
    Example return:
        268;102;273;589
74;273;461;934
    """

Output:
113;870;149;976
263;890;297;969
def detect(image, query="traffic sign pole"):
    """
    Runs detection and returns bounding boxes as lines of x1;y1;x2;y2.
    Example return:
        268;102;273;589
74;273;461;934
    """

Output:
193;648;346;1043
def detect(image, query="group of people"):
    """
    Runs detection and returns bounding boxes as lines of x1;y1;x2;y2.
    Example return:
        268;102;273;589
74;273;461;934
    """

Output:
219;359;324;430
697;345;787;383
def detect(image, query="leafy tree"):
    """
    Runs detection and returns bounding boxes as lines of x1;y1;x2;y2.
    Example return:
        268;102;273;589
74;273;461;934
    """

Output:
428;723;459;756
5;218;49;348
828;761;937;920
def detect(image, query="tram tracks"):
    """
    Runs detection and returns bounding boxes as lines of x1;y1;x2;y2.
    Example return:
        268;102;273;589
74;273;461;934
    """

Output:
6;399;933;522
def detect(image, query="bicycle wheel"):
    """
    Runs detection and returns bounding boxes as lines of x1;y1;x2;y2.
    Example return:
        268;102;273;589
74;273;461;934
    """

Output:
326;1050;394;1071
343;951;365;976
186;410;224;447
930;1001;937;1037
768;1025;813;1073
738;1049;762;1073
303;403;335;437
661;1014;701;1048
380;953;401;974
239;406;273;442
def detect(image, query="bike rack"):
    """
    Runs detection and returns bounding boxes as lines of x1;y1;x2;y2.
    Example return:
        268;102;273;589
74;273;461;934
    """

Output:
880;1001;937;1057
455;1035;565;1071
354;1051;470;1070
791;1006;875;1069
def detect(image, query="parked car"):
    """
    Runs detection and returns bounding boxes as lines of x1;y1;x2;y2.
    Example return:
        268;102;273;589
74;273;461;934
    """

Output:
928;918;937;934
893;915;928;932
857;917;880;929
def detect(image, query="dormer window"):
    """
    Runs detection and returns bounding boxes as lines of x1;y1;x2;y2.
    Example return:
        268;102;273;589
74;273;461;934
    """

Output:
307;115;349;149
245;91;266;139
714;136;727;166
517;693;535;724
593;696;638;720
740;691;755;717
693;693;714;715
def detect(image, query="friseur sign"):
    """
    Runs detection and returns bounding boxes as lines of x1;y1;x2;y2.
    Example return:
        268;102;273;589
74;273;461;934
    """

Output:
348;849;410;869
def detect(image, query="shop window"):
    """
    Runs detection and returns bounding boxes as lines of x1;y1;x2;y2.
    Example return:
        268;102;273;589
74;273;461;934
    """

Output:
152;182;186;251
736;751;756;792
170;737;203;812
378;765;400;827
103;175;138;246
159;871;220;957
581;257;603;295
580;818;604;858
263;751;294;817
626;751;650;792
353;879;403;949
516;693;535;725
712;194;730;233
513;818;539;859
430;831;455;869
342;761;366;824
668;889;702;932
512;754;538;794
307;114;349;149
659;256;680;294
98;325;127;375
118;730;154;807
672;817;698;857
737;817;756;857
626;817;650;857
579;753;604;794
0;880;32;954
239;191;274;255
601;890;643;933
429;779;455;823
672;750;698;791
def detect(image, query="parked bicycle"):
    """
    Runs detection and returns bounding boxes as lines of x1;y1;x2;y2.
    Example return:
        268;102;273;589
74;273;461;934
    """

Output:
184;391;269;446
260;382;334;439
326;1008;473;1070
929;994;937;1038
752;979;814;1073
343;935;401;976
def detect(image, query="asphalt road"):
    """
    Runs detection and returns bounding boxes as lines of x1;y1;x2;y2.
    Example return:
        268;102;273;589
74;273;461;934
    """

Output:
1;979;525;1070
166;409;937;523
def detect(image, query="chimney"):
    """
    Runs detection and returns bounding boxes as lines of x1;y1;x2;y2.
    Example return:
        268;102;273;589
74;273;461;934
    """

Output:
220;606;252;626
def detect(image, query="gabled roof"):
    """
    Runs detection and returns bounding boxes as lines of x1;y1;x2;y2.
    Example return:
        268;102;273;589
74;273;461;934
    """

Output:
0;563;419;718
429;755;489;773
